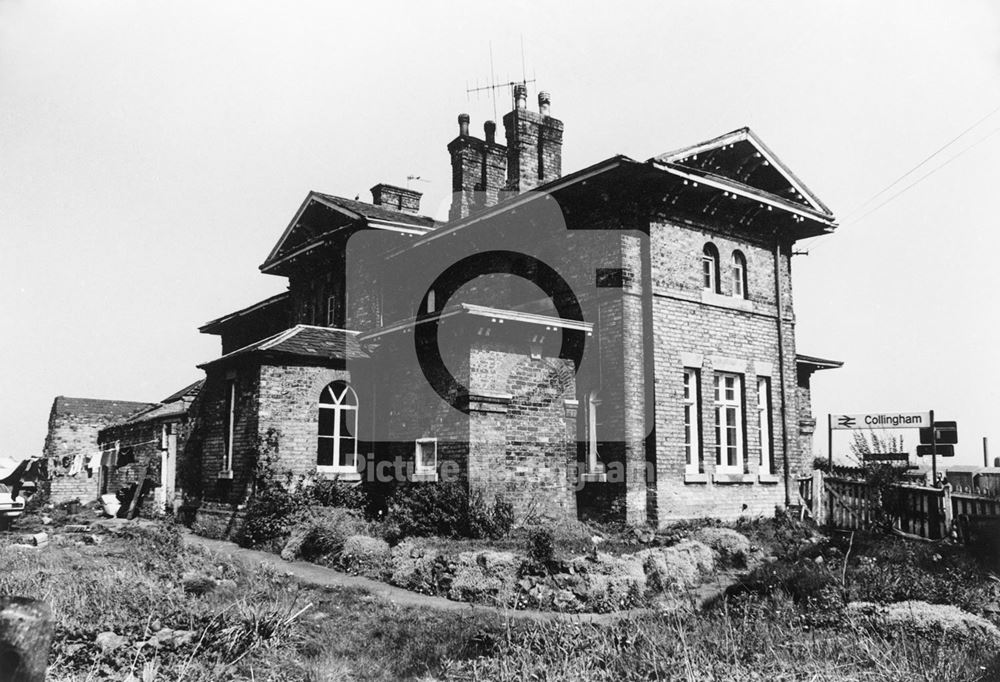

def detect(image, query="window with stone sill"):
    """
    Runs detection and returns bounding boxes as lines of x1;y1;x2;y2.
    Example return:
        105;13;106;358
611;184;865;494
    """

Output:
583;390;606;476
683;368;702;475
414;438;437;479
758;376;773;475
317;381;358;473
713;372;744;473
731;250;748;299
702;243;720;293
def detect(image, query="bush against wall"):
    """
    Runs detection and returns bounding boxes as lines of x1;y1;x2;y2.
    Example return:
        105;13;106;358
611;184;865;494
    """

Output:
383;481;514;542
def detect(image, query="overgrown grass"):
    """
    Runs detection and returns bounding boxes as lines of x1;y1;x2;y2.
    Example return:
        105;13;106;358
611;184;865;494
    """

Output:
446;596;1000;681
4;519;998;680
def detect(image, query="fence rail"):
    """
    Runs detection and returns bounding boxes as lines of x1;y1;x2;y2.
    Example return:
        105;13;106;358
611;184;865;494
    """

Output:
797;470;1000;542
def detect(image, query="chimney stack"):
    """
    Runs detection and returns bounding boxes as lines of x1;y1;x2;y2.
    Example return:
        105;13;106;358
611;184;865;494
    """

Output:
447;114;508;221
503;87;563;193
370;183;422;214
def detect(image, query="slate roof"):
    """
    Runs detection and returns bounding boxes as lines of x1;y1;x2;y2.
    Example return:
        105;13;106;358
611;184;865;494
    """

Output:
161;379;205;404
50;397;156;421
101;381;203;434
200;292;289;334
199;325;367;369
313;193;439;229
261;192;441;272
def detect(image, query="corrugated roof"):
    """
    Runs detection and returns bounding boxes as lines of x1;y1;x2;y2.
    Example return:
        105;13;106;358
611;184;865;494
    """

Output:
51;397;156;421
199;325;367;369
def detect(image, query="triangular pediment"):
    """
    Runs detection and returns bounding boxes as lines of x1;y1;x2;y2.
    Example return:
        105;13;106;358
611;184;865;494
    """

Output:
261;193;364;270
652;128;831;216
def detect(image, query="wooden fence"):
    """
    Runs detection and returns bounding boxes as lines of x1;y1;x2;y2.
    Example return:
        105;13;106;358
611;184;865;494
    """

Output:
797;470;1000;542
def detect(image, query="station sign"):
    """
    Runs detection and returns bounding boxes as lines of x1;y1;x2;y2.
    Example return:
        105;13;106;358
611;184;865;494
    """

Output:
862;452;909;462
830;412;931;430
916;444;955;458
920;421;958;445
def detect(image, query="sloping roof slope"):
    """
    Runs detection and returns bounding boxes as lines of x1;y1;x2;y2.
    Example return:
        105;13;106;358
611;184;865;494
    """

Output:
51;397;155;421
200;325;367;369
652;127;833;215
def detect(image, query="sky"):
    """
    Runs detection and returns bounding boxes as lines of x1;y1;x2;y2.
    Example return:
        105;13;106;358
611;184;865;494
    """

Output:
2;0;999;467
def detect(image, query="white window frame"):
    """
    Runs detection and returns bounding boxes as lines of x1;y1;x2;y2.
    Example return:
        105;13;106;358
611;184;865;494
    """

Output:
702;244;719;293
317;382;359;474
585;391;604;474
757;376;772;475
713;372;744;473
414;438;438;479
223;380;236;474
683;369;701;474
731;252;746;299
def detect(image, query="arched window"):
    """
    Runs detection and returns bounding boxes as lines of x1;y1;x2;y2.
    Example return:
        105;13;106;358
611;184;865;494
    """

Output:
702;243;720;293
731;251;747;298
317;381;358;472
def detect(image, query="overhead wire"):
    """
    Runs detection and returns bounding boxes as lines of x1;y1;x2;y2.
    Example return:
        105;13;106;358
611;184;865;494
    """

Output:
796;104;1000;253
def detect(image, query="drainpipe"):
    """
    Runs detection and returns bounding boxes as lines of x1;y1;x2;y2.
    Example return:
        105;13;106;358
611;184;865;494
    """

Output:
773;232;791;507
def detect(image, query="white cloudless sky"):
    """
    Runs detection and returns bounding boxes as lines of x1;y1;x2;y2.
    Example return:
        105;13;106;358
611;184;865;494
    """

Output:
2;0;998;466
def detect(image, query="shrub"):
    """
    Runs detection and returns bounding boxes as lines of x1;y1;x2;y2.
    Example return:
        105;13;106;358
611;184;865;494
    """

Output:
468;491;515;540
307;479;369;510
282;507;370;562
385;481;468;540
237;480;308;550
383;482;514;541
526;527;555;567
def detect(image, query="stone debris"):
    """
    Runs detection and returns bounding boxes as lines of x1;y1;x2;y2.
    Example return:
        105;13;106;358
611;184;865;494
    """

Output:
848;600;1000;644
95;631;126;652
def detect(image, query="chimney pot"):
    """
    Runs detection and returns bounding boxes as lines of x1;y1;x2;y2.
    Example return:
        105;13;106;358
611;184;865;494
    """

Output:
514;84;527;109
538;91;551;116
458;113;470;137
484;120;496;144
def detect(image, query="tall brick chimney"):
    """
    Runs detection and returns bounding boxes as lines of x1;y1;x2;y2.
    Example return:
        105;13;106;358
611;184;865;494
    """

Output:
447;114;508;221
370;183;422;214
503;86;563;193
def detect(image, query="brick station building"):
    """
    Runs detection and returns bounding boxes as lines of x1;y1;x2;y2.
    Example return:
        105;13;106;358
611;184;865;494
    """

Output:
192;85;840;529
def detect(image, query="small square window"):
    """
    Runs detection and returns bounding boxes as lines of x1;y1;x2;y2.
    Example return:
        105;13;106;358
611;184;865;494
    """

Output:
415;438;437;478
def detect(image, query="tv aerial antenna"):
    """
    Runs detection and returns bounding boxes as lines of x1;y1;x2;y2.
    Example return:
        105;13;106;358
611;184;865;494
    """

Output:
465;38;536;122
